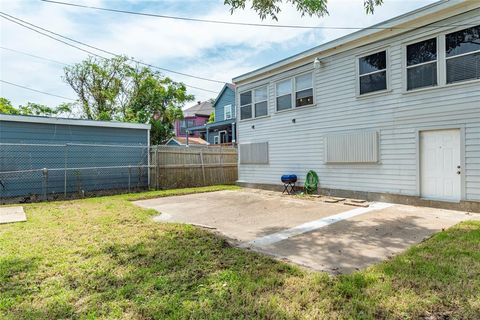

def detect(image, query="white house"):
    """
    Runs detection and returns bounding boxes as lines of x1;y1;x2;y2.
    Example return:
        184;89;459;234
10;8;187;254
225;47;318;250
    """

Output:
233;0;480;211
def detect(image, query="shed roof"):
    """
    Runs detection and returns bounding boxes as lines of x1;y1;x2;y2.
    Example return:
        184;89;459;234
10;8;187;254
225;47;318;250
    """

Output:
0;114;151;130
167;136;208;146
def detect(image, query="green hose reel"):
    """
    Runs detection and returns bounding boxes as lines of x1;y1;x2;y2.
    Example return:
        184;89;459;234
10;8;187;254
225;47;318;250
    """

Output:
304;170;319;194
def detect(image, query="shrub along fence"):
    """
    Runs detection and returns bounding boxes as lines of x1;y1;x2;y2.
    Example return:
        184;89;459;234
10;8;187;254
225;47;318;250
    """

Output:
0;143;237;203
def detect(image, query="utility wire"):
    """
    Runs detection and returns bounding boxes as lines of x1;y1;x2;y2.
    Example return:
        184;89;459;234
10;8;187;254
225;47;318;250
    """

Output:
0;13;220;94
0;79;77;101
41;0;479;30
0;12;224;85
0;46;67;65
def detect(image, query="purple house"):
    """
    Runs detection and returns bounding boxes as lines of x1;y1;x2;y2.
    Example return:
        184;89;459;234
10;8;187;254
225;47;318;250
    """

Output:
170;101;213;145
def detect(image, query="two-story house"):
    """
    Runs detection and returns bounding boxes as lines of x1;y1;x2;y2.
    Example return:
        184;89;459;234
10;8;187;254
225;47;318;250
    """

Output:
167;100;213;146
233;0;480;212
189;83;237;145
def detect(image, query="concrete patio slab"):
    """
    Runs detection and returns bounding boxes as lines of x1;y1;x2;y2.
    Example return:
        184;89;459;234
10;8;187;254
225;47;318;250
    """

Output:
0;206;27;224
134;189;479;273
135;189;349;242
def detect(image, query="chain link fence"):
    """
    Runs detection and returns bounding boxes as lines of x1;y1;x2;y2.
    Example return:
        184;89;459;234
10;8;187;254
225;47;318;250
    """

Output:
0;143;150;203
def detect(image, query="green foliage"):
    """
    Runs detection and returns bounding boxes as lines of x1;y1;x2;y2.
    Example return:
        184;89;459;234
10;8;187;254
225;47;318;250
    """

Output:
224;0;383;20
0;98;72;117
0;98;17;114
207;111;215;123
63;56;194;144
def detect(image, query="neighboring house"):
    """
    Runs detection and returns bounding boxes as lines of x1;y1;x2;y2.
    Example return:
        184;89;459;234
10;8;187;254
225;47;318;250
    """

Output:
188;83;237;145
166;136;208;146
233;0;480;211
174;101;213;139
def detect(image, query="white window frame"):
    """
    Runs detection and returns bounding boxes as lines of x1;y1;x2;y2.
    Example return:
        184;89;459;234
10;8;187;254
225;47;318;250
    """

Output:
404;36;439;92
402;25;480;94
239;85;269;121
213;135;219;144
239;91;253;120
224;104;232;120
356;48;390;97
444;25;480;85
274;71;315;112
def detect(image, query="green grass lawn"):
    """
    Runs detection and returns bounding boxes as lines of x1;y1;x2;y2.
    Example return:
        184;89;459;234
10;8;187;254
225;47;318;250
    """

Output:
1;186;479;319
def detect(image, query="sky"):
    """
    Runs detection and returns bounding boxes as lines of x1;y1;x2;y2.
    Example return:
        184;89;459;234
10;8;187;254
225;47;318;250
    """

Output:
0;0;437;112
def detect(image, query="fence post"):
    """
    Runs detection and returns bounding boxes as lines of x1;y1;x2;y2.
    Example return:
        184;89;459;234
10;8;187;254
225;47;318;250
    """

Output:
128;165;131;192
199;149;206;186
155;146;159;190
42;168;48;201
64;144;68;197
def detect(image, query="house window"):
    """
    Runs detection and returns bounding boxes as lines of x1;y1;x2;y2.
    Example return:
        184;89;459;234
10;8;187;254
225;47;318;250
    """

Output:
240;86;268;120
275;72;314;111
213;136;219;144
406;38;437;90
179;119;195;135
240;91;252;120
295;73;314;107
445;25;480;84
358;50;387;95
224;104;232;120
276;79;292;111
254;86;268;117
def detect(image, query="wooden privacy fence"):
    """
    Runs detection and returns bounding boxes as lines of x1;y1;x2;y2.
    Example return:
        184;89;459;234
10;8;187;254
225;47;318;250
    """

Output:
150;145;238;189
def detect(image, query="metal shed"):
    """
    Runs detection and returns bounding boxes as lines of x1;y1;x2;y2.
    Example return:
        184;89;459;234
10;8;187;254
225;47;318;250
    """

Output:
0;114;151;201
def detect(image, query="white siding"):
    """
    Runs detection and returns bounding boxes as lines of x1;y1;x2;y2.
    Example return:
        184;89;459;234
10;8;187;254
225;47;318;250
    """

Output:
237;9;480;201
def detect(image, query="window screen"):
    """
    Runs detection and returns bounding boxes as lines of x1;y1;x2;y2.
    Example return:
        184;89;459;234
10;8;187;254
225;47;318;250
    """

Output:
276;79;292;111
254;86;268;117
240;91;252;120
295;73;313;107
406;38;437;90
358;51;387;95
445;25;480;84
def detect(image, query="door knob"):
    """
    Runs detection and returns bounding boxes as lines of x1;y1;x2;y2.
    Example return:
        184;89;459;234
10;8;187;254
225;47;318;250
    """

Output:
457;165;461;169
457;171;461;175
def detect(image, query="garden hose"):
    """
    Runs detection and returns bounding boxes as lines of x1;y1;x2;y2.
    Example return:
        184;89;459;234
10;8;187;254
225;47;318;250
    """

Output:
304;170;319;194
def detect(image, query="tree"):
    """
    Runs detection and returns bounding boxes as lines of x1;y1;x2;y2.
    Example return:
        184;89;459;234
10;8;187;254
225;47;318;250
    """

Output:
0;98;18;114
63;56;194;144
0;98;72;117
207;111;215;124
224;0;383;20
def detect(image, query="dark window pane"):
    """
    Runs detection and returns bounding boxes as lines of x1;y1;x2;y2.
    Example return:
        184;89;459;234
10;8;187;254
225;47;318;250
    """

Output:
295;89;314;107
359;71;387;95
446;25;480;57
255;101;268;117
407;38;437;66
359;51;386;75
276;94;292;111
240;91;252;106
447;52;480;84
407;63;437;90
240;105;252;120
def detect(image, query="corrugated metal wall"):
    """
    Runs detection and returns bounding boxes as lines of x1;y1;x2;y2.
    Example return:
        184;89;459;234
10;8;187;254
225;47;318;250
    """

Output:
0;119;149;199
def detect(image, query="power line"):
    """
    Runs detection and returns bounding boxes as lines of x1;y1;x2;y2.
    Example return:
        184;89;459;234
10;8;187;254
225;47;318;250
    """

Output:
0;79;77;101
0;13;220;94
1;46;67;65
0;12;224;85
40;0;479;30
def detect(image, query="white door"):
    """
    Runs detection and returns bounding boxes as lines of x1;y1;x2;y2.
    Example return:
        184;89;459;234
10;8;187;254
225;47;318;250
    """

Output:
420;129;461;201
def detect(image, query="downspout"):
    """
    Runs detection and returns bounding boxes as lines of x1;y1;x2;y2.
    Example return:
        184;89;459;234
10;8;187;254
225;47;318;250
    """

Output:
186;130;189;147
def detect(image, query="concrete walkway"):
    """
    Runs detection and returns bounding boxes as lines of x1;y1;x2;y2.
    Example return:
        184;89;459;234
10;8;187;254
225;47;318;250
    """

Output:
134;189;479;273
0;206;26;224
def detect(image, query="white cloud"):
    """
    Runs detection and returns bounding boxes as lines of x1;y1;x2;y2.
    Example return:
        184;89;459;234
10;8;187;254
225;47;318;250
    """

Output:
1;0;436;109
